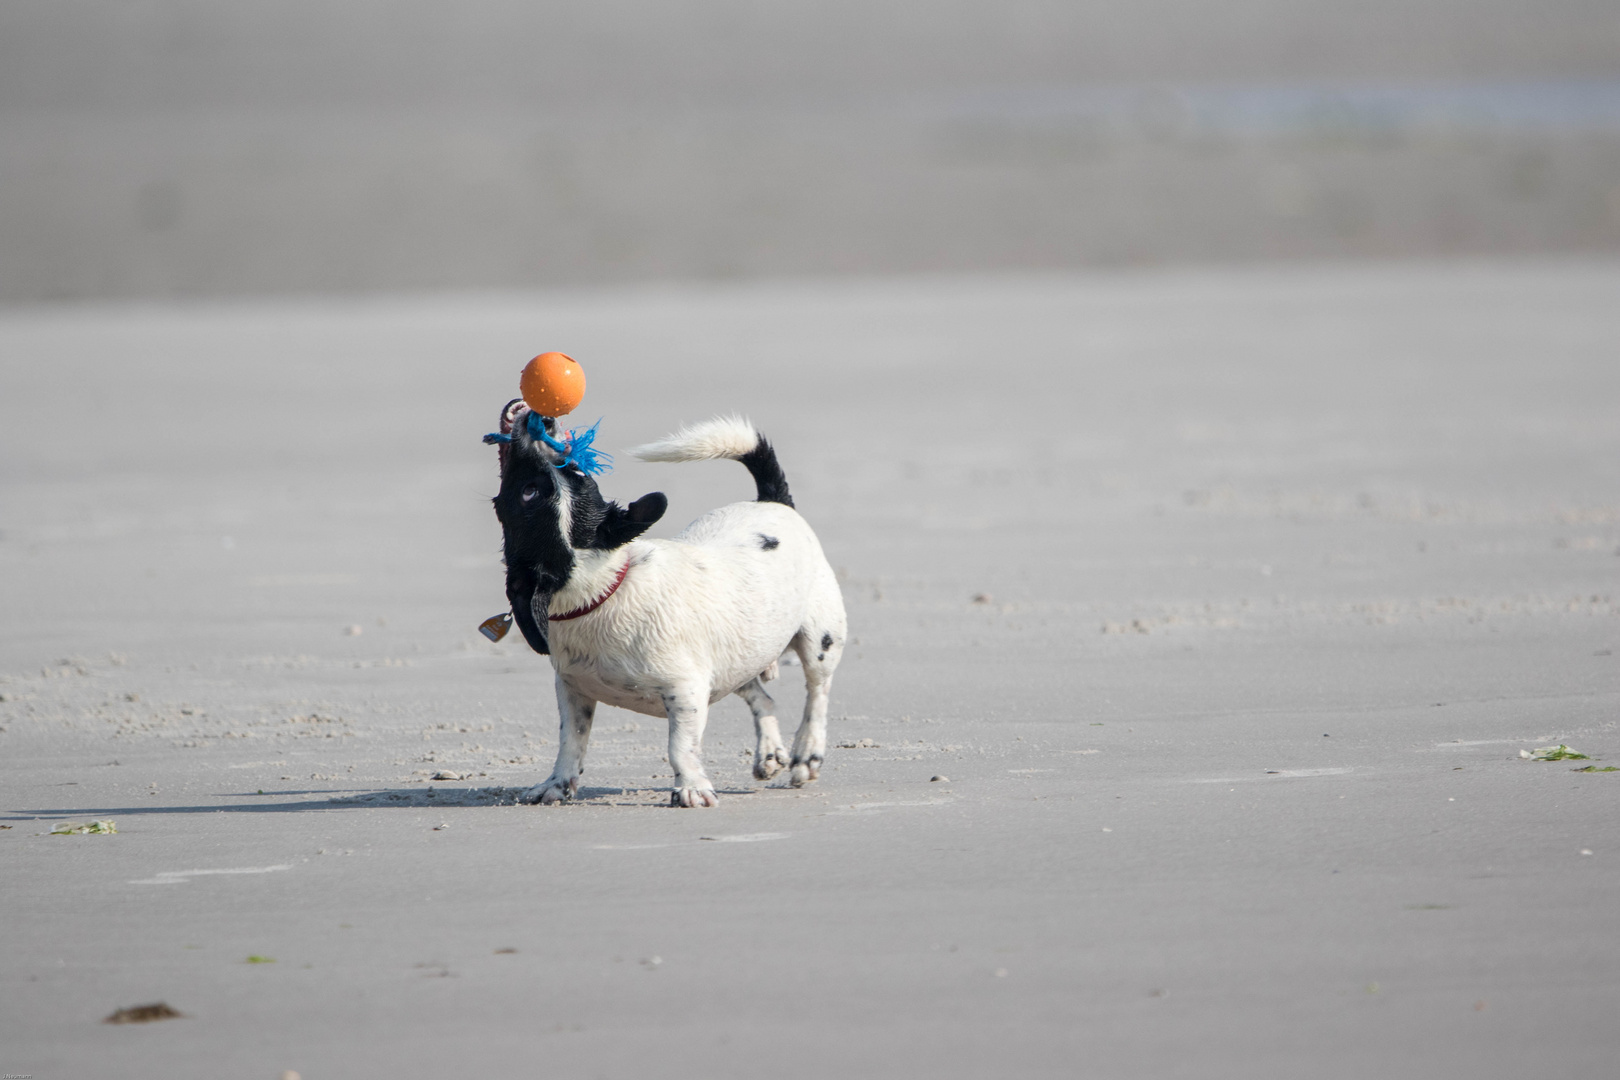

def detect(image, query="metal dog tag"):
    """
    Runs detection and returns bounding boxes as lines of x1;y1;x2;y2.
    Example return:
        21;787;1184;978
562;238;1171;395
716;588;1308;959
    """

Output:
478;612;513;642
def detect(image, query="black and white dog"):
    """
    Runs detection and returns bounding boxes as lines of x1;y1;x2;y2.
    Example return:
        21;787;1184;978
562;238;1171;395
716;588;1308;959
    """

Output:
491;402;847;807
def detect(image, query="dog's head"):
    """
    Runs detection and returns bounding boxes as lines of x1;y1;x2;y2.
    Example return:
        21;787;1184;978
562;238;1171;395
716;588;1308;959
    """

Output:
491;400;666;654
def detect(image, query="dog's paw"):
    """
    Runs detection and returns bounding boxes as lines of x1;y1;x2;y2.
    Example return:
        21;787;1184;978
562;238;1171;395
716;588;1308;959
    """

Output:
753;746;789;781
670;784;718;808
522;776;577;805
788;756;822;788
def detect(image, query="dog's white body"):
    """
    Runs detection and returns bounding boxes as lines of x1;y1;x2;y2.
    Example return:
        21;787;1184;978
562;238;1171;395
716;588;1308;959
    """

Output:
519;417;846;807
546;501;833;715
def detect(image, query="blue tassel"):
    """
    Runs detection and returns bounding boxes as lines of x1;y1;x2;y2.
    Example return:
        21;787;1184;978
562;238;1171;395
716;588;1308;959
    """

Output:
542;415;613;475
481;412;611;474
481;416;611;476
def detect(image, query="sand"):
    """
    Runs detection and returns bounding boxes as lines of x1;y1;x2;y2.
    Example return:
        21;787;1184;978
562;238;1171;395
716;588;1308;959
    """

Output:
2;259;1618;1077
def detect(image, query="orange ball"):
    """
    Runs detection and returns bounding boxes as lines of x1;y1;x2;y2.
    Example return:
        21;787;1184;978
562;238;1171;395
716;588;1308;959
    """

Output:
519;352;586;417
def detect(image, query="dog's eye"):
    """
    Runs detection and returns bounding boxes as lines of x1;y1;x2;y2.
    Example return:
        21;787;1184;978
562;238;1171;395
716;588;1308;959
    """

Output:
520;483;540;503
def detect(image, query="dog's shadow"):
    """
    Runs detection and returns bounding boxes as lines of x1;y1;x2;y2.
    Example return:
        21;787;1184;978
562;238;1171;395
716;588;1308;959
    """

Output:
6;784;764;819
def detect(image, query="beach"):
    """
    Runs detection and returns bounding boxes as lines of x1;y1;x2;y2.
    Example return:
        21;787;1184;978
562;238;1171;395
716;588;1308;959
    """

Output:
2;259;1617;1077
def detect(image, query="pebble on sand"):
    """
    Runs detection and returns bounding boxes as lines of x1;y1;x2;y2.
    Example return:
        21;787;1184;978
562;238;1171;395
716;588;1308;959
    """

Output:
104;1002;183;1024
930;775;949;782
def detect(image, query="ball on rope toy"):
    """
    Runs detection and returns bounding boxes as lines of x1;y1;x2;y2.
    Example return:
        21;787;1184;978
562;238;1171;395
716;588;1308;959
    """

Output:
520;351;586;418
483;351;610;477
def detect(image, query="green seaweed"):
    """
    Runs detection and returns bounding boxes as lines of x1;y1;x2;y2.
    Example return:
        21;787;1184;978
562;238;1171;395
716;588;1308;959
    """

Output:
51;819;116;835
1529;745;1589;761
245;955;276;964
1572;765;1618;772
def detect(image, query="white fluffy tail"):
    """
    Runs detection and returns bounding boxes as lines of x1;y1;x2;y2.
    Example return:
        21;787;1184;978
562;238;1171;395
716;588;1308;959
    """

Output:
629;416;759;462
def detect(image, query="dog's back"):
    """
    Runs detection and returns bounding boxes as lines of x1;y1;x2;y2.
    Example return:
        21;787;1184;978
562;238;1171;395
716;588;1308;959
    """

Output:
625;418;840;698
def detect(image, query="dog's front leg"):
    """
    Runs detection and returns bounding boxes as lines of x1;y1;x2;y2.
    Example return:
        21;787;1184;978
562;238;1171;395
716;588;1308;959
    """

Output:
522;675;597;805
663;684;717;808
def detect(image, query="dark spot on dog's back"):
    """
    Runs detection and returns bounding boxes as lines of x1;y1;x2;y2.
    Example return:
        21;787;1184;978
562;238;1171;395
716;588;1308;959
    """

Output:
758;534;780;550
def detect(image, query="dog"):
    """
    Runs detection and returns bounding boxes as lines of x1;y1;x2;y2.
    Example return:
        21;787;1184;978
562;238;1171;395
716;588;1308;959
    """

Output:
490;402;847;808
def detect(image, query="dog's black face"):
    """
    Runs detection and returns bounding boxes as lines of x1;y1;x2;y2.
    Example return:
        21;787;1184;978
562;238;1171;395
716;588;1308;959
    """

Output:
493;408;667;655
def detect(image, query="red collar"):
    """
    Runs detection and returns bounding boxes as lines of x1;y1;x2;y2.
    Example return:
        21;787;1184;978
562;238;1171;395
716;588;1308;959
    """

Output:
550;559;630;622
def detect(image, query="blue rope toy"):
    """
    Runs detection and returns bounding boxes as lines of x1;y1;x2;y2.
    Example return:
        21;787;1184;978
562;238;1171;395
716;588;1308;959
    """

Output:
483;413;612;475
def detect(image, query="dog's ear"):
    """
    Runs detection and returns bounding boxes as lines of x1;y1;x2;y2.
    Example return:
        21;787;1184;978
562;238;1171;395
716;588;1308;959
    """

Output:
593;491;667;549
505;564;552;655
628;492;667;524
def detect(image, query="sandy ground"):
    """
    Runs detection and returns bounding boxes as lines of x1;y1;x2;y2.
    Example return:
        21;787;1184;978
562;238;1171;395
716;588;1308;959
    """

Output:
2;260;1618;1078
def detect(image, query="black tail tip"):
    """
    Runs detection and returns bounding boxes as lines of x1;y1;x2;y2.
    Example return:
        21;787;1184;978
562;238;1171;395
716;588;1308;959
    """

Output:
739;434;794;508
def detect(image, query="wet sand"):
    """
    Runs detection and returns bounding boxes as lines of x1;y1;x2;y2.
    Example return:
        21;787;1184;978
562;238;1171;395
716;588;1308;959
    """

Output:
2;259;1618;1077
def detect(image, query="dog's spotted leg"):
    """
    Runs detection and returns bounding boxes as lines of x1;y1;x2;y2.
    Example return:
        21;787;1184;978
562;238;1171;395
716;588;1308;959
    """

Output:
522;675;597;805
787;627;842;787
663;684;718;808
737;677;788;780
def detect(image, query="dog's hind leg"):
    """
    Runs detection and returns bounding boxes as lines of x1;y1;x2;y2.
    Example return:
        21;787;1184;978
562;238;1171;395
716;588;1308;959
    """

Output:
522;675;597;805
787;624;843;787
664;683;718;808
737;677;788;780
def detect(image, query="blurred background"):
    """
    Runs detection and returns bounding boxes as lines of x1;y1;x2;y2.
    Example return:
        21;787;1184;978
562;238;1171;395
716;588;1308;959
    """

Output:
3;0;1619;304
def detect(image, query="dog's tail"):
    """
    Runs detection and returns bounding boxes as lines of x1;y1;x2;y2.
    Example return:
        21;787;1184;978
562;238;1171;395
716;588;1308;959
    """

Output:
628;416;794;508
